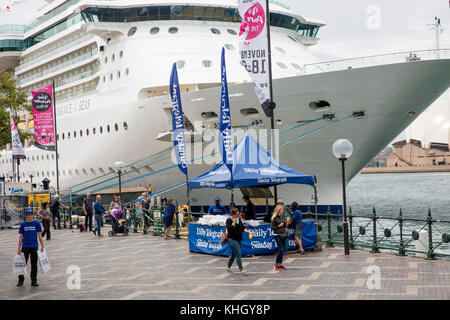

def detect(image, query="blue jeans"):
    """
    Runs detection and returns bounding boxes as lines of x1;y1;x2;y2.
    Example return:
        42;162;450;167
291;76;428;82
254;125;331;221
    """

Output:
52;211;60;229
95;214;103;236
274;236;286;264
227;238;243;270
284;236;289;254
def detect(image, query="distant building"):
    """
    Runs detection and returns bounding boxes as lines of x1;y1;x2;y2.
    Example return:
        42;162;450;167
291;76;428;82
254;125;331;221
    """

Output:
387;139;450;167
366;147;393;167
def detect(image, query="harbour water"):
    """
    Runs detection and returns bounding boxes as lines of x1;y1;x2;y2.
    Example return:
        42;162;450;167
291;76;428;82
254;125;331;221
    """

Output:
347;172;450;220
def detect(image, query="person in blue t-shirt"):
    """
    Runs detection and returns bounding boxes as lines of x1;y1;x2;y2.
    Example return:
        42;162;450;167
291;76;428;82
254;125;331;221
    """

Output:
208;198;228;216
17;209;44;287
291;202;305;254
94;195;106;237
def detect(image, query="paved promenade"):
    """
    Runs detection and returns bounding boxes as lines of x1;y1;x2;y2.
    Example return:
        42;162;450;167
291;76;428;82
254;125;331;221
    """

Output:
0;228;449;300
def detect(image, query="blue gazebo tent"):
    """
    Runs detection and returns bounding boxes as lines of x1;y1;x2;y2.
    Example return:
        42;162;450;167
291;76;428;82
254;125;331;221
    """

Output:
187;133;315;190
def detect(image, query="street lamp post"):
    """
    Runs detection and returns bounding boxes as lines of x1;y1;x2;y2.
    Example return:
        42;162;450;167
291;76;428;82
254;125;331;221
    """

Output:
332;139;353;255
114;161;125;207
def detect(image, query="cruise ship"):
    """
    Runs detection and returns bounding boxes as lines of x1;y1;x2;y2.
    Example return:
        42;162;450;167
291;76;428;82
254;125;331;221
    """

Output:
0;0;449;212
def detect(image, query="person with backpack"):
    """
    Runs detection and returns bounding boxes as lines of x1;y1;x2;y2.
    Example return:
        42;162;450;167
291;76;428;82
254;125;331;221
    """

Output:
38;202;51;240
17;209;45;287
50;194;68;230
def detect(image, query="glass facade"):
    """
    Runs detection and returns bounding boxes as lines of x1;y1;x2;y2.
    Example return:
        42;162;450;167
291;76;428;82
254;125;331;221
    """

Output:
81;6;320;38
0;24;26;35
0;39;22;52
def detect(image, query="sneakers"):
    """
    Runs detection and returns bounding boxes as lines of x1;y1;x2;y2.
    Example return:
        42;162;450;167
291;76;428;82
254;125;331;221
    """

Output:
16;280;24;287
31;280;39;287
240;270;248;277
226;267;232;273
273;264;279;271
92;229;96;236
278;265;287;271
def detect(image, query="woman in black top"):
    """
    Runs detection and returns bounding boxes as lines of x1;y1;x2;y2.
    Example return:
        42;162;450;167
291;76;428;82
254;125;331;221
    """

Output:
271;204;288;271
225;207;253;276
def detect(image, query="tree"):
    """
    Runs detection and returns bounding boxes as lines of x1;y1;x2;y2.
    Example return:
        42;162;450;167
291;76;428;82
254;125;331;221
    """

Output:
0;71;32;146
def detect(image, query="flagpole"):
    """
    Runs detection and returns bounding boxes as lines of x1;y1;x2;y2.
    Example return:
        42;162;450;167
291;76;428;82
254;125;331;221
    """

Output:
265;0;278;204
52;80;60;194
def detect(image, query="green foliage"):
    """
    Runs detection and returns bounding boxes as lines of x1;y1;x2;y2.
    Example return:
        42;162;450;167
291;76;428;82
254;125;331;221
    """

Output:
0;71;32;146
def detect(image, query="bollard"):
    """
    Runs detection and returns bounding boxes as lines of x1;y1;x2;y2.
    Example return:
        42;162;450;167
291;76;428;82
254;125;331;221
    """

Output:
370;206;379;253
175;208;180;239
349;207;355;250
426;208;436;260
326;206;334;247
133;209;138;233
398;209;406;256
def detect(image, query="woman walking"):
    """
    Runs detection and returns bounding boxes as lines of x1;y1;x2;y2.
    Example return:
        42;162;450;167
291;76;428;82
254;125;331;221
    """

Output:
225;207;253;276
271;204;288;271
163;198;176;239
38;202;51;240
291;202;305;254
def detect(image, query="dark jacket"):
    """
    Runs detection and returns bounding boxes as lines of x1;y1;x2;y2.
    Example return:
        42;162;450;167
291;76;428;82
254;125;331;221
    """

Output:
271;215;287;236
226;217;245;242
244;200;256;220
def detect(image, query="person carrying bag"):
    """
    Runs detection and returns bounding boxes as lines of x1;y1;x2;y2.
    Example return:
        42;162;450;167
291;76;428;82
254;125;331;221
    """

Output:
271;204;288;271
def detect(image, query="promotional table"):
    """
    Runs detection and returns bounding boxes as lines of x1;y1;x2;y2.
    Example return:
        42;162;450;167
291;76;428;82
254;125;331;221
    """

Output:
189;220;317;256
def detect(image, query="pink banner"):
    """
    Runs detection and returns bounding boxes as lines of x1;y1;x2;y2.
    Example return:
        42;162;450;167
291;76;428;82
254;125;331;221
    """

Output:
32;84;56;151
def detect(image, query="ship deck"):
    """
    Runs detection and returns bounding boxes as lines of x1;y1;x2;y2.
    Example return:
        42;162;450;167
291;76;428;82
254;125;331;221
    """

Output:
0;228;449;300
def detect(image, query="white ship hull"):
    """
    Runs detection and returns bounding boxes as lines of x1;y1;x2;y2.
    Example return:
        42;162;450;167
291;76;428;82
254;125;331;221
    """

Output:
3;58;449;210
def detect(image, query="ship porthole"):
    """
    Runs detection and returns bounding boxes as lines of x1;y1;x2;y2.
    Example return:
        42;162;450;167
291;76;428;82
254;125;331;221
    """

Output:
114;123;118;131
227;29;237;35
128;27;137;37
211;28;221;35
150;27;160;35
202;60;213;68
123;122;128;130
168;27;178;34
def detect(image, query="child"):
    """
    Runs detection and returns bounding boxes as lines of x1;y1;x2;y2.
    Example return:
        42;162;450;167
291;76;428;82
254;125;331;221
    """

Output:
17;209;45;287
135;202;143;230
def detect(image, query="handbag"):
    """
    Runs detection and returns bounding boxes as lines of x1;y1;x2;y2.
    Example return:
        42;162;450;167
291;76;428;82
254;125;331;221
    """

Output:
13;253;27;276
38;249;52;273
221;230;228;244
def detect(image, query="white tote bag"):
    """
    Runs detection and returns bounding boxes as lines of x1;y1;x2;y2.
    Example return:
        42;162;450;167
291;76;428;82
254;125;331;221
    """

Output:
13;253;27;276
37;249;52;273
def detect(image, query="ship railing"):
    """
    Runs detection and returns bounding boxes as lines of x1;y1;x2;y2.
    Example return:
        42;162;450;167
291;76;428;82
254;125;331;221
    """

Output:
15;33;94;74
17;48;98;86
314;206;450;261
302;48;450;75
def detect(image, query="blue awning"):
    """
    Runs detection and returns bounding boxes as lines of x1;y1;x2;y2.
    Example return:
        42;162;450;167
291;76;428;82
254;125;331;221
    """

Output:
187;133;315;190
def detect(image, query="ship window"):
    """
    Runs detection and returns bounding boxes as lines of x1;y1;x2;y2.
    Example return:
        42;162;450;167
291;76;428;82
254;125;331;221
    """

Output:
277;62;288;69
112;53;115;61
117;71;121;79
90;168;96;175
42;171;45;177
100;126;103;134
176;60;185;69
68;169;72;176
123;122;128;130
275;47;286;54
62;133;65;140
224;44;235;51
86;129;89;136
73;131;76;138
291;63;301;70
202;60;213;68
119;50;123;58
104;57;107;64
125;68;129;76
168;27;178;34
103;76;106;83
114;123;119;131
128;27;137;37
110;73;113;81
210;28;221;35
80;130;83;137
52;154;54;160
52;171;55;177
227;29;237;35
82;169;87;175
93;127;96;134
46;155;49;160
67;132;71;139
107;125;110;132
150;27;160;34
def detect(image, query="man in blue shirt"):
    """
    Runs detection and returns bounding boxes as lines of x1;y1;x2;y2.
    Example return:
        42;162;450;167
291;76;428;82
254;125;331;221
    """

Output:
94;195;106;237
208;197;228;215
17;209;44;287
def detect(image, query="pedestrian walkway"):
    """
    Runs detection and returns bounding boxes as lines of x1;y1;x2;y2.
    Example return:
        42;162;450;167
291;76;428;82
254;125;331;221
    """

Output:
0;228;449;300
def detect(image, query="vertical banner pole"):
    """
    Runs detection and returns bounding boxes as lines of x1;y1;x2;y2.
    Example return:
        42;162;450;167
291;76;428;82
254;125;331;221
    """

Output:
52;80;60;194
265;0;278;204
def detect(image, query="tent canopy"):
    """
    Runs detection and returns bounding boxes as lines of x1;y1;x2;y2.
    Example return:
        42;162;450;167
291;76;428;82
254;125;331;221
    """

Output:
187;133;315;190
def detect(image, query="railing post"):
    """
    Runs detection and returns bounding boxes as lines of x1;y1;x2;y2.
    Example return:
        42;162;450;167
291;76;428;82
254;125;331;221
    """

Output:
349;206;355;249
133;208;138;233
200;206;204;217
326;206;334;247
371;206;379;253
175;208;180;239
426;208;436;260
398;208;405;256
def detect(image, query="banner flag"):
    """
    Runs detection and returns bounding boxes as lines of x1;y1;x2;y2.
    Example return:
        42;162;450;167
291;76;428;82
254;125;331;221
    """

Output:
9;111;25;159
219;47;233;174
238;0;275;118
169;63;188;177
31;84;56;151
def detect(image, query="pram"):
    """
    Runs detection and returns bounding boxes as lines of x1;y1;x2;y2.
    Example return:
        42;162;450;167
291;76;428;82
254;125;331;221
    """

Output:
108;209;129;237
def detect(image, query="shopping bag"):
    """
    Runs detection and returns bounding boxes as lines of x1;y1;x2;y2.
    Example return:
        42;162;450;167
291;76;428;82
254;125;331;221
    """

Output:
37;249;51;273
13;253;27;276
